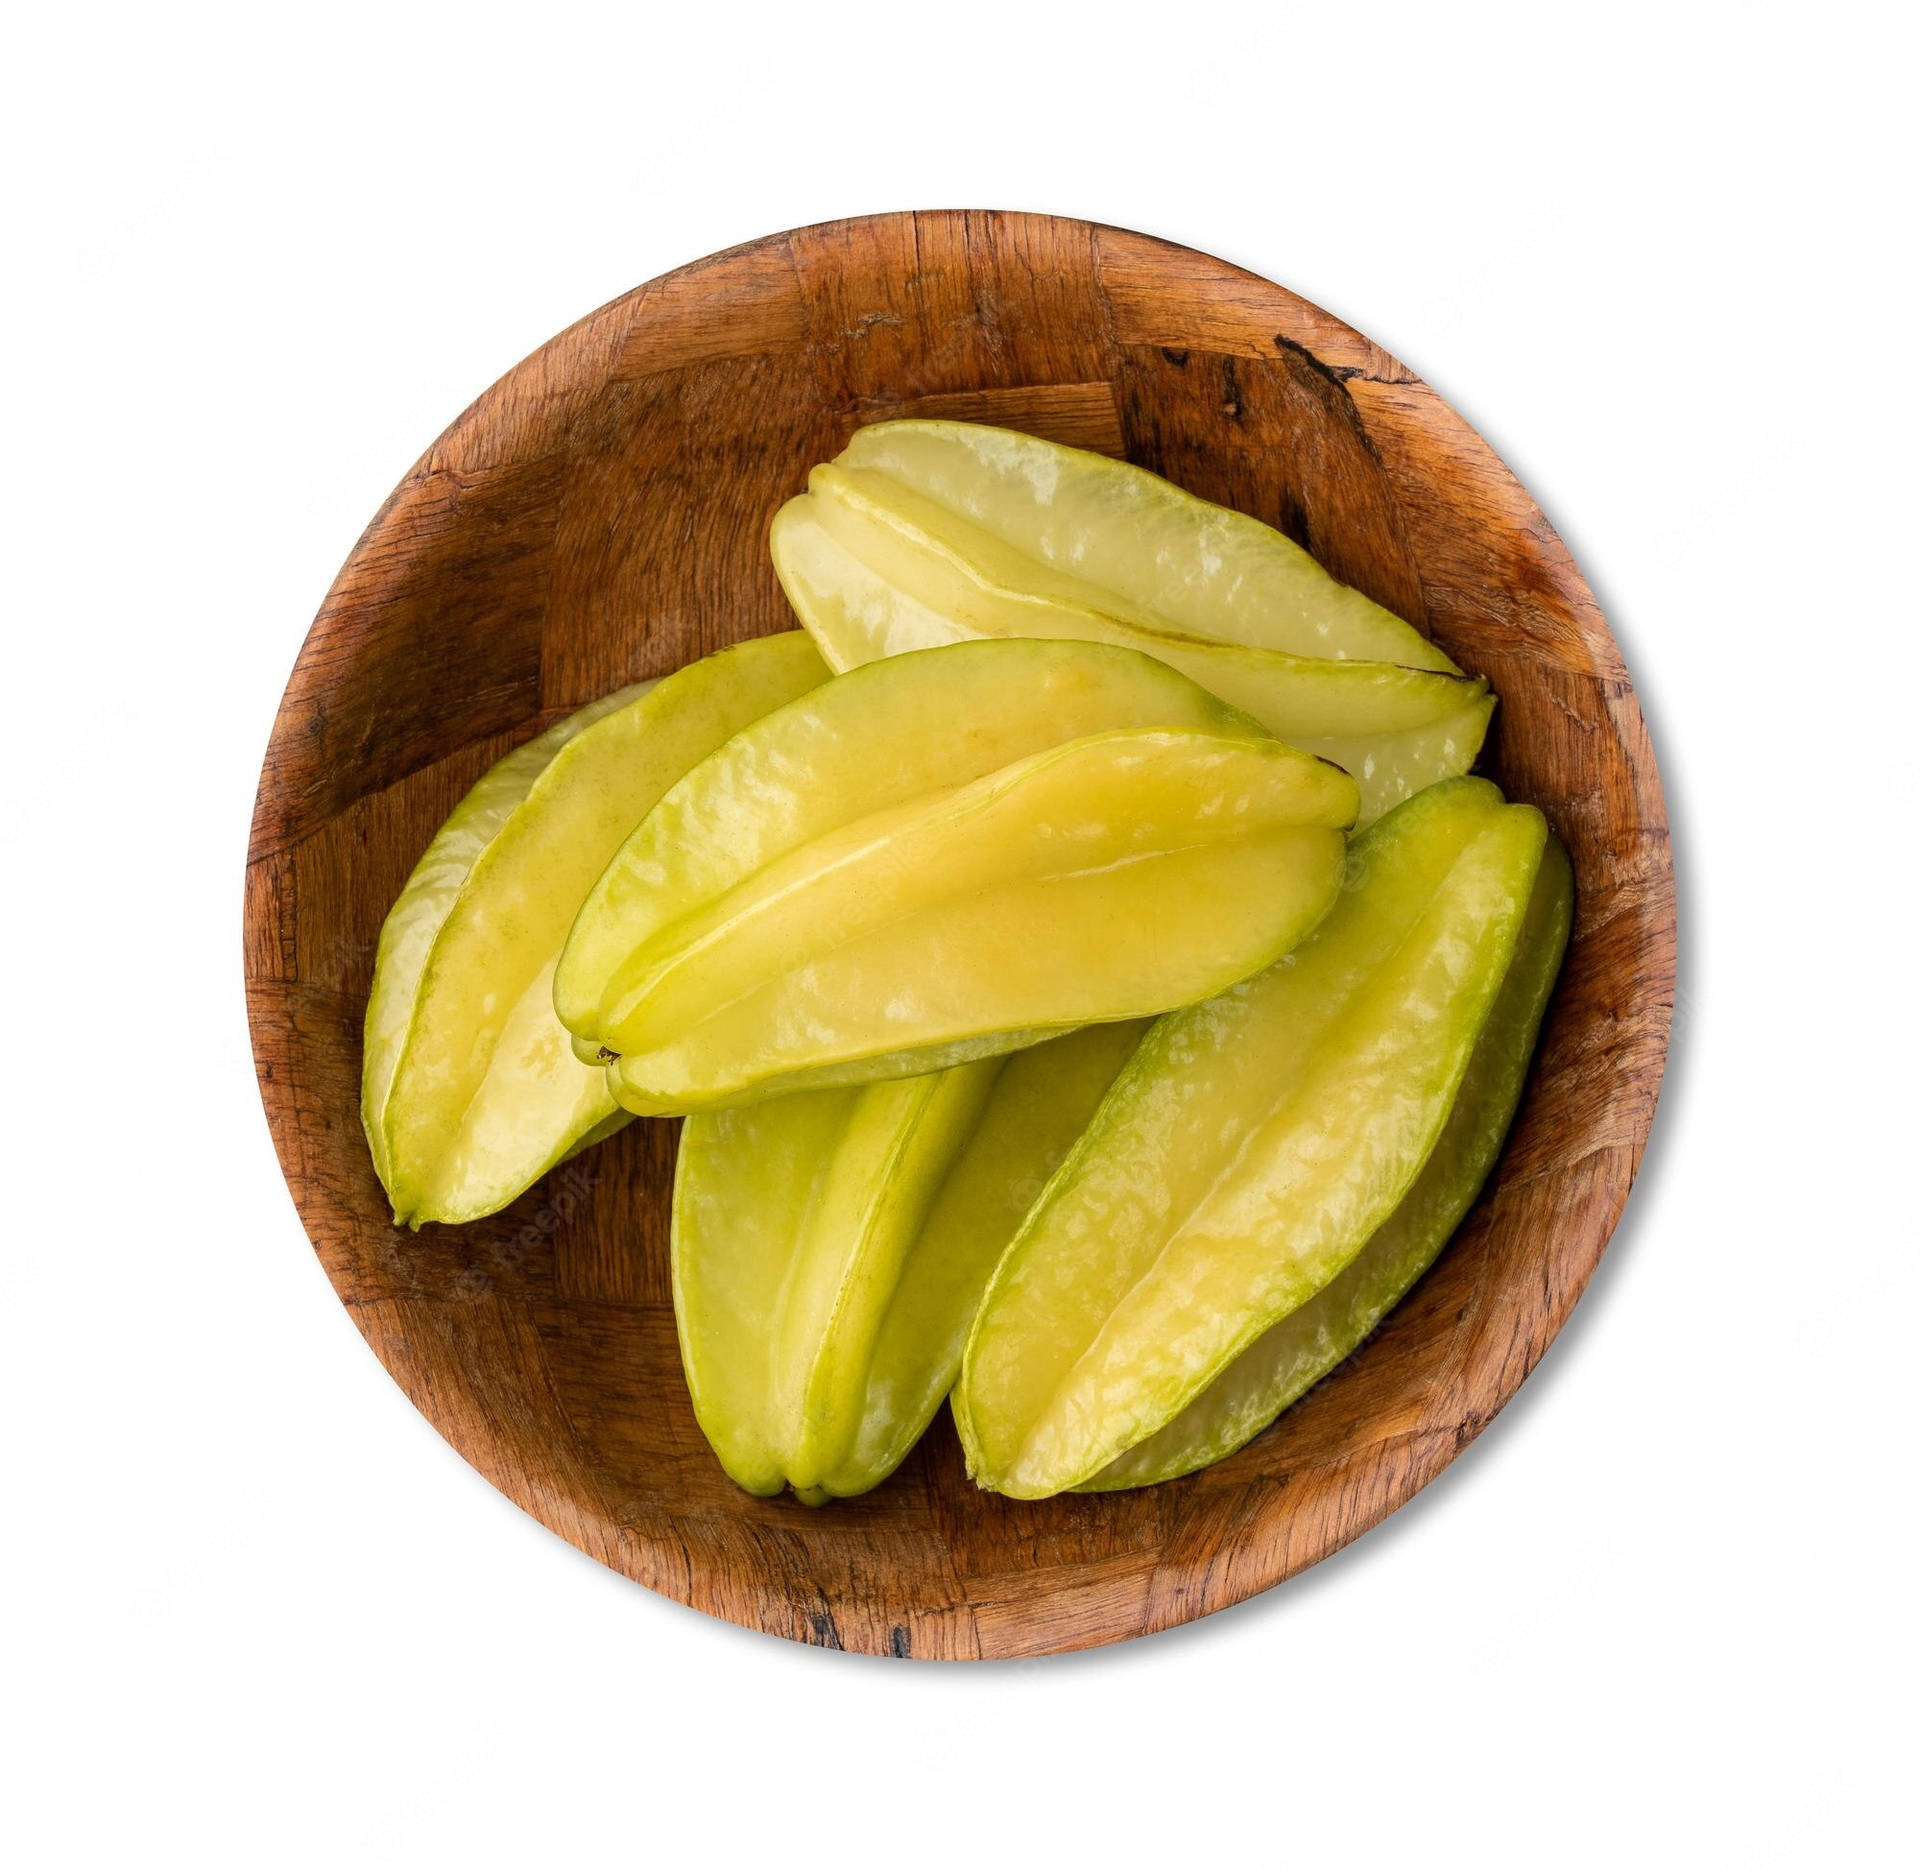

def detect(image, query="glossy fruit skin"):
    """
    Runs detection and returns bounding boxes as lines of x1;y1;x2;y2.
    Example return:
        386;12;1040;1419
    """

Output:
1083;834;1573;1490
363;687;641;1207
674;1062;1001;1501
594;723;1356;1113
555;637;1272;1055
556;638;1354;1103
829;420;1460;670
772;451;1492;826
672;1022;1146;1502
361;633;828;1226
954;777;1547;1499
816;1021;1147;1494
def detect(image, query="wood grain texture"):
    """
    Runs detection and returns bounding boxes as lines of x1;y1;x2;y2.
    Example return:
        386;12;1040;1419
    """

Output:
245;212;1674;1658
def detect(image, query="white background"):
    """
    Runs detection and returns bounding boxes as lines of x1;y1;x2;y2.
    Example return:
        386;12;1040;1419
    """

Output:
6;3;1914;1864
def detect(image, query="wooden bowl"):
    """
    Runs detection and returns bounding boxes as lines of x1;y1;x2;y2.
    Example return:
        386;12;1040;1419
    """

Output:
246;211;1673;1657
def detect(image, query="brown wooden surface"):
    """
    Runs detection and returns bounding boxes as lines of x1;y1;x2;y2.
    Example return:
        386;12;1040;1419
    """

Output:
245;212;1674;1658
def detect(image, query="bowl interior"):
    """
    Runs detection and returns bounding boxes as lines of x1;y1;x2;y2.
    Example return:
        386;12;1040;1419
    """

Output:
245;211;1673;1658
